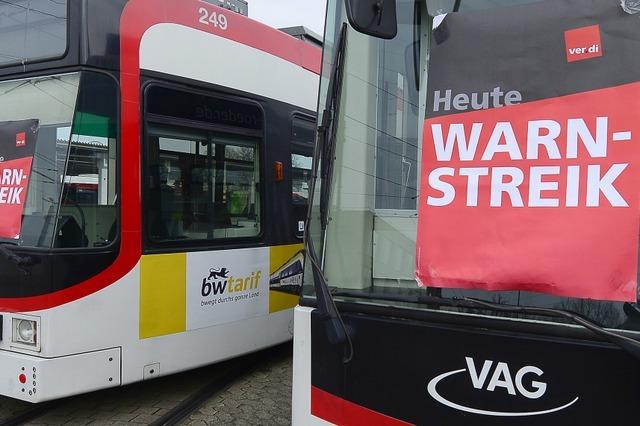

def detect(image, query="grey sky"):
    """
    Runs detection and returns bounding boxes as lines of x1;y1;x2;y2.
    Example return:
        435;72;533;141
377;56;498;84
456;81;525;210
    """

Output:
248;0;328;36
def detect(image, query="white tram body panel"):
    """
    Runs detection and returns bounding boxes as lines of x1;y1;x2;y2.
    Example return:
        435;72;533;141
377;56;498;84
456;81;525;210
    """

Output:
0;250;308;403
292;306;333;426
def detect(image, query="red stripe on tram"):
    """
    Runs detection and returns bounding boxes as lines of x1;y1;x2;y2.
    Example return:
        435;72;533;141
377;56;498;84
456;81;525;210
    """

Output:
311;386;414;426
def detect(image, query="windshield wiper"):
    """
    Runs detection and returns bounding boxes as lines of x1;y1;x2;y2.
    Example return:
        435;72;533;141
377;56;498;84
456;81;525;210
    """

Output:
330;289;464;307
328;290;640;361
318;23;348;233
0;242;34;268
305;23;353;363
464;297;640;362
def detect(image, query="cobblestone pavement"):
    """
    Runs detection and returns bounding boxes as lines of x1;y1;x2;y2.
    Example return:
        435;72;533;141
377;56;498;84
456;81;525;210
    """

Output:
180;346;292;426
0;343;293;425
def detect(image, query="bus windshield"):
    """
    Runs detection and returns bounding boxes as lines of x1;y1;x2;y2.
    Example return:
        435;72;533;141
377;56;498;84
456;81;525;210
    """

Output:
0;72;118;249
303;0;640;335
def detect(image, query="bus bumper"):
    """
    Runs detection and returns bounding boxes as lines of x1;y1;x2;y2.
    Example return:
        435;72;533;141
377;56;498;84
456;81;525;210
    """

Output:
0;347;121;402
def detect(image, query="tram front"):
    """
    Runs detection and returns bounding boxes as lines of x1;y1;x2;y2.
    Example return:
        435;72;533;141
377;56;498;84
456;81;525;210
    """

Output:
293;0;640;424
0;71;119;296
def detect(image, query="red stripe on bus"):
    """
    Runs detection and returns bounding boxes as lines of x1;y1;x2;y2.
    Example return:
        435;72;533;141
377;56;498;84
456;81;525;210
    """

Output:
311;386;414;426
0;0;320;312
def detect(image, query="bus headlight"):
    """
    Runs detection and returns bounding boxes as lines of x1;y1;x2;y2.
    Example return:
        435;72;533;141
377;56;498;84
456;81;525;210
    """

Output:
13;318;37;345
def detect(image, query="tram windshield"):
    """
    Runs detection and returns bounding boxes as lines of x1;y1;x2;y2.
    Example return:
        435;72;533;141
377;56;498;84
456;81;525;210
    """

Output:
0;71;118;249
303;0;640;335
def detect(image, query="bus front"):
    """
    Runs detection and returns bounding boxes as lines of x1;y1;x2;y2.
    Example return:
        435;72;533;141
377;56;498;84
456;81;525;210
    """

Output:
293;0;640;424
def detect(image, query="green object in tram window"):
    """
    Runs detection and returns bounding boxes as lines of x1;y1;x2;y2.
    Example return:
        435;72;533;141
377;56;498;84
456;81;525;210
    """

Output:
229;191;249;215
71;112;116;139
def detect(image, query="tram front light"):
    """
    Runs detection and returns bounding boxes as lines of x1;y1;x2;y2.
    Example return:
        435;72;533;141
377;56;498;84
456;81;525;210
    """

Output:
12;318;37;345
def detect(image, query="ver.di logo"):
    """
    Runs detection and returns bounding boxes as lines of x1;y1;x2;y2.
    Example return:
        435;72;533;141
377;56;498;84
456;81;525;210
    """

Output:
427;357;579;417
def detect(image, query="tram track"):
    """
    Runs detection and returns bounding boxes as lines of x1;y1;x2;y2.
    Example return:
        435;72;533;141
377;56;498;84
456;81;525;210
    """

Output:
0;401;60;426
0;343;290;426
150;350;268;426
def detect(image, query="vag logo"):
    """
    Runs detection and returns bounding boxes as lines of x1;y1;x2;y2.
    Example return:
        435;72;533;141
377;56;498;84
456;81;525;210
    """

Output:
427;357;579;417
201;267;261;297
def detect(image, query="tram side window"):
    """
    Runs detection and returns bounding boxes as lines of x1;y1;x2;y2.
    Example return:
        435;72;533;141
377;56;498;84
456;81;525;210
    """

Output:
291;117;315;238
146;125;261;243
55;72;119;248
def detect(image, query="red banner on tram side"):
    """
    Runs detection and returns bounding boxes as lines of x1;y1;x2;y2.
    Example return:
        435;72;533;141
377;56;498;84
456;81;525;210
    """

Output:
0;120;39;240
416;1;640;301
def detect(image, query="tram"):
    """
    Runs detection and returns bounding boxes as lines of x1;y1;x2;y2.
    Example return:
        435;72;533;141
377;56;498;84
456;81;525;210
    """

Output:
293;0;640;424
0;0;320;402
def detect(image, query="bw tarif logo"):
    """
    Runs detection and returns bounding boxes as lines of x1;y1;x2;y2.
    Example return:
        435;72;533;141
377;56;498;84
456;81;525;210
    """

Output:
201;267;261;297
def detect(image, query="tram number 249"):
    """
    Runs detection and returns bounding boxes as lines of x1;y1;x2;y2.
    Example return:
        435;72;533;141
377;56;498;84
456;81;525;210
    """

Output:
198;7;228;30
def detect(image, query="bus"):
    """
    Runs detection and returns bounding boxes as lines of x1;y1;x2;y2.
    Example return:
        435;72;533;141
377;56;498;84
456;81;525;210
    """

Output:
293;0;640;424
0;0;320;402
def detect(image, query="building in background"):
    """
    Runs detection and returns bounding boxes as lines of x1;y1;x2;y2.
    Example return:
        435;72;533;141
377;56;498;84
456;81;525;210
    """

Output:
203;0;248;15
279;26;323;48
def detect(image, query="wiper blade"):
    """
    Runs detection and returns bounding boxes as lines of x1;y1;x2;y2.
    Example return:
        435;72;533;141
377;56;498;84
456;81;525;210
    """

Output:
327;291;640;360
306;237;353;361
318;23;348;231
303;22;353;363
465;297;640;362
330;289;463;307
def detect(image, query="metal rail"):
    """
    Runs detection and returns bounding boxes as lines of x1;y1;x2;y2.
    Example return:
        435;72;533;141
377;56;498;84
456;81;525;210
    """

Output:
150;351;266;426
0;401;61;426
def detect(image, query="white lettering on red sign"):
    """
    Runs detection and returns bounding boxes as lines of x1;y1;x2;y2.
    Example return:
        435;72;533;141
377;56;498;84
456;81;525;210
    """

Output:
426;117;630;208
0;168;28;205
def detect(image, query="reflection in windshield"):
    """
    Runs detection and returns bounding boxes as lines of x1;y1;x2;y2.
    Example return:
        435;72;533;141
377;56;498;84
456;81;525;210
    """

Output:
0;74;79;247
426;0;543;15
0;72;118;249
0;0;68;67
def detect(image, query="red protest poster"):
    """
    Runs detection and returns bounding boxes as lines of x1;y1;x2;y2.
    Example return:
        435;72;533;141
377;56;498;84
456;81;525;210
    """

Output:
416;1;640;302
0;120;39;240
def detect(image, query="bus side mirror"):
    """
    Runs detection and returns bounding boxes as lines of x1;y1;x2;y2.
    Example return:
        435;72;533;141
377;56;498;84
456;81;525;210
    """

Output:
344;0;398;39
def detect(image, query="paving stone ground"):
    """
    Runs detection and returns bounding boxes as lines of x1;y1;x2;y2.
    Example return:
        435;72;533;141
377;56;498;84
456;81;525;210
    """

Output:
0;343;293;425
180;346;292;426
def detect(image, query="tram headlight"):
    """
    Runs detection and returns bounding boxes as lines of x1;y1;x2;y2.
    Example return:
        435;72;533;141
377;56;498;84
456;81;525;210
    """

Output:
12;318;37;345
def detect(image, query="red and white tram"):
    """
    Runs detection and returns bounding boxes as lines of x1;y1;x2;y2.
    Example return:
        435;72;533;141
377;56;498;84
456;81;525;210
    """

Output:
0;0;319;402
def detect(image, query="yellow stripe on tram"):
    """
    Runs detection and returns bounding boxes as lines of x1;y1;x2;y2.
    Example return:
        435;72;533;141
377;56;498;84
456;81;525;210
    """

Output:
140;253;187;339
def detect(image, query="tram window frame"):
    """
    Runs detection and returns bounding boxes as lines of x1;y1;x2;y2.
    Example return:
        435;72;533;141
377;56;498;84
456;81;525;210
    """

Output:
142;83;265;252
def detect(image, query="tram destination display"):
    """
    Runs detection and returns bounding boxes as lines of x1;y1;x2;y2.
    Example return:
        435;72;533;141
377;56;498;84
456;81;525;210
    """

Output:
416;0;640;301
0;120;39;239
